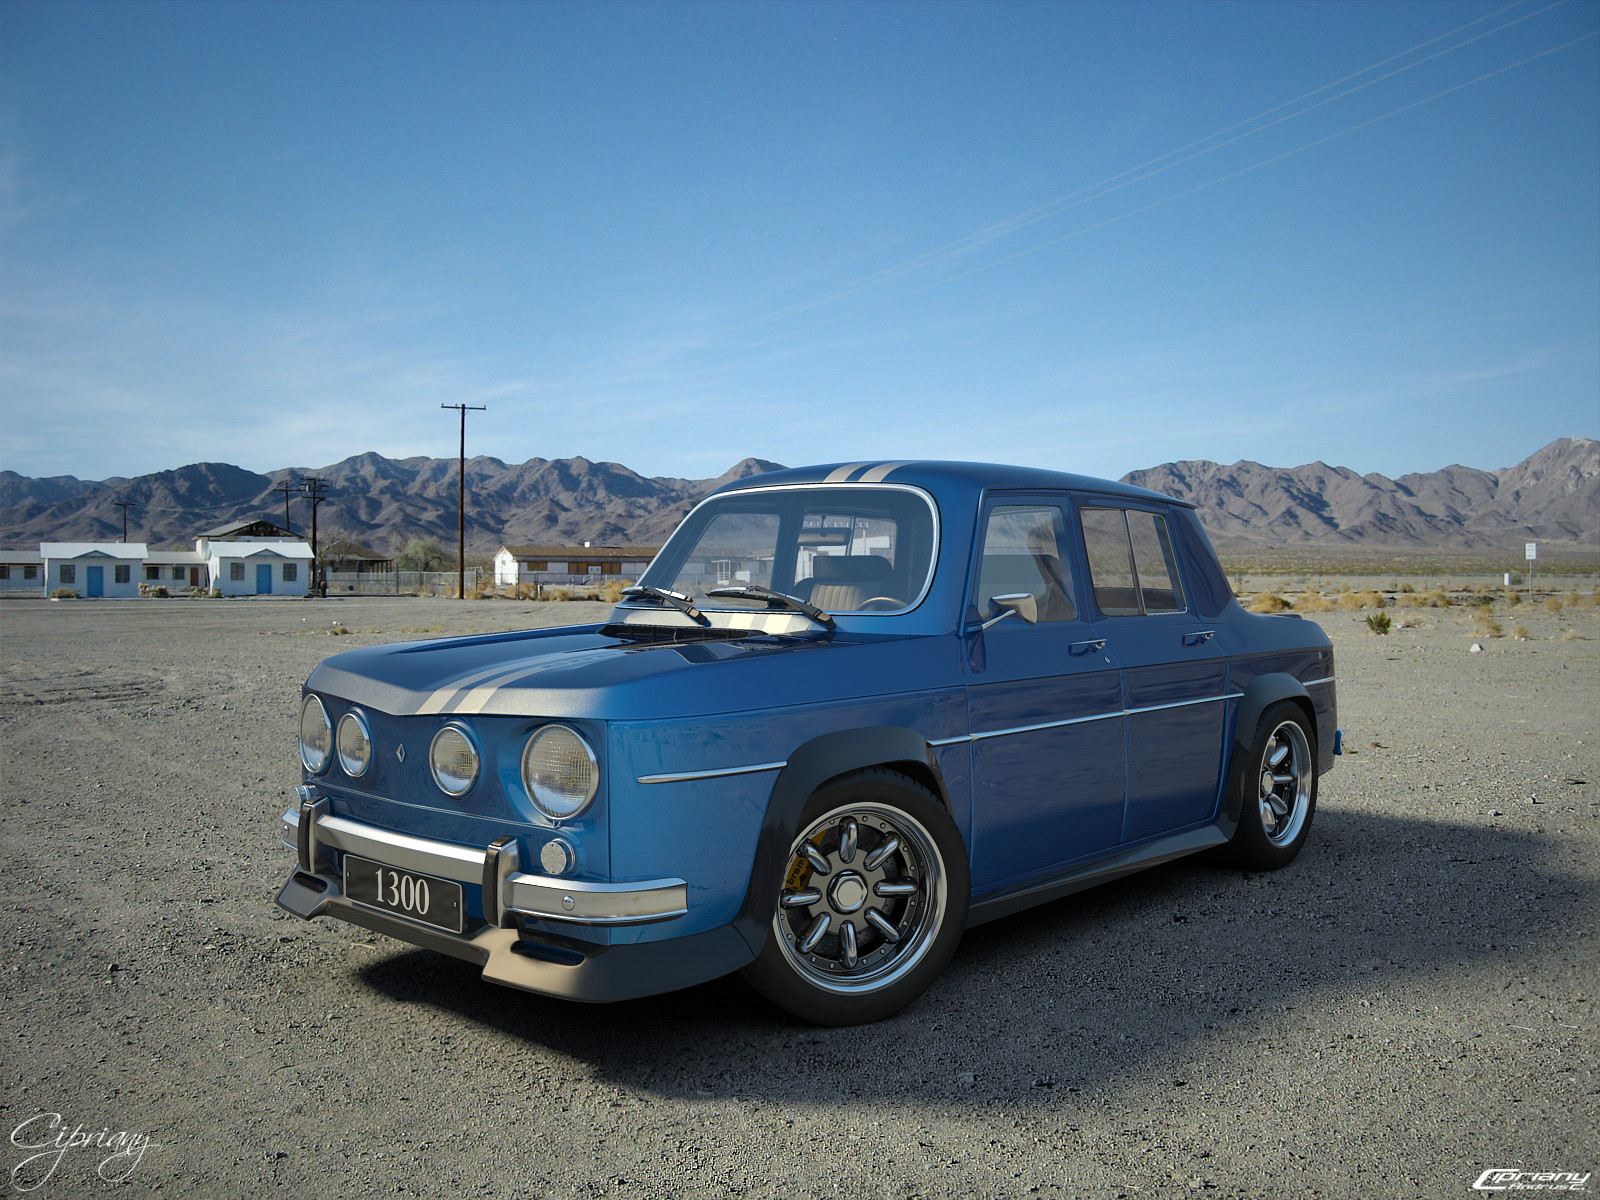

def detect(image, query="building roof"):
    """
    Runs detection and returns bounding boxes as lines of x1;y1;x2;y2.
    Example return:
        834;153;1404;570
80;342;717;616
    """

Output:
143;550;209;565
499;544;659;559
195;518;296;539
40;542;149;559
207;540;314;559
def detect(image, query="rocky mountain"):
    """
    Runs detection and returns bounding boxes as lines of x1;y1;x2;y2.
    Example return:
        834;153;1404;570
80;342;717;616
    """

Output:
1121;437;1597;550
0;454;786;552
1;439;1593;554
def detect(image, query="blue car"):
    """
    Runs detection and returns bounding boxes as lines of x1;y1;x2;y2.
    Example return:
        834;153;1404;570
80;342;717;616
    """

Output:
278;461;1339;1025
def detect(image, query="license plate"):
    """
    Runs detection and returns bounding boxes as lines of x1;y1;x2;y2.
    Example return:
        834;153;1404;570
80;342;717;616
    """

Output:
343;855;464;934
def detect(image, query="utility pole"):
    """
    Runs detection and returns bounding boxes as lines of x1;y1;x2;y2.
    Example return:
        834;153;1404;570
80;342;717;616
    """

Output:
441;403;486;600
274;479;297;534
115;499;141;543
302;478;329;593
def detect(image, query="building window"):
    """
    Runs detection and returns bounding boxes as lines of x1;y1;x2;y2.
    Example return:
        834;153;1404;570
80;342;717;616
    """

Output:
713;559;733;585
173;567;185;581
114;564;131;584
0;565;8;580
145;565;160;581
283;563;298;582
60;565;76;584
229;563;244;582
24;565;37;580
522;560;547;572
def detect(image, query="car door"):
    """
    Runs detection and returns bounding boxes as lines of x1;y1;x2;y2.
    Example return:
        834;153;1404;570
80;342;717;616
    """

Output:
1073;498;1229;843
962;495;1126;893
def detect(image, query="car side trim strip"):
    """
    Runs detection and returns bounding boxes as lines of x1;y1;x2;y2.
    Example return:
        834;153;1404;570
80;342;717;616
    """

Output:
1302;675;1336;686
637;760;789;785
929;692;1245;746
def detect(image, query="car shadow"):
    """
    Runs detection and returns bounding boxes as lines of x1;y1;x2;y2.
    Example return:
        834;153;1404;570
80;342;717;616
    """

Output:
353;808;1590;1106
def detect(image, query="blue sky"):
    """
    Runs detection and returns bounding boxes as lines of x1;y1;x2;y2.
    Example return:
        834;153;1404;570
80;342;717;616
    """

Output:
1;0;1596;484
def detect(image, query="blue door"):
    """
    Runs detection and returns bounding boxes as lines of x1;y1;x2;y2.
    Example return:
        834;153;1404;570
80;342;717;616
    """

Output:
962;497;1126;895
1075;500;1229;843
256;564;272;595
85;565;104;597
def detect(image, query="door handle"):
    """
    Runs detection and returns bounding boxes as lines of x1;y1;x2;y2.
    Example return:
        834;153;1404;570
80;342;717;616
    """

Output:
1184;630;1216;646
1069;638;1107;655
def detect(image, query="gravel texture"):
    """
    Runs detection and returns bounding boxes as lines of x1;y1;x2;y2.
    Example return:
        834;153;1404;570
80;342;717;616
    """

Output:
1;595;1595;1198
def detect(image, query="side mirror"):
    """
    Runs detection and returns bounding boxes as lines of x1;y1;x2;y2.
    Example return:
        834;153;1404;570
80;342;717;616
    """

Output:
977;592;1038;631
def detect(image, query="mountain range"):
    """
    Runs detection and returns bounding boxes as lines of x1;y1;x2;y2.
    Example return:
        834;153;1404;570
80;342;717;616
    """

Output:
1;438;1594;555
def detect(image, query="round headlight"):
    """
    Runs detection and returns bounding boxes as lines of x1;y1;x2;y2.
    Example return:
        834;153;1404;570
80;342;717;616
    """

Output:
337;710;372;777
299;694;331;773
522;724;598;820
429;724;479;795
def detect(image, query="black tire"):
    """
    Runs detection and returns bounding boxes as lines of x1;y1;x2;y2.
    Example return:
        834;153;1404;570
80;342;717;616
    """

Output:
1222;700;1318;870
740;768;969;1026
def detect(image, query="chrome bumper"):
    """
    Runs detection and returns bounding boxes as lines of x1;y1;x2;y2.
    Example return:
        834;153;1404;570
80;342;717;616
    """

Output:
278;792;687;927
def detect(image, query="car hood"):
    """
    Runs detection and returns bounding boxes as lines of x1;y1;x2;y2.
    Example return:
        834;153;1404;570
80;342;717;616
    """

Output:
306;623;959;722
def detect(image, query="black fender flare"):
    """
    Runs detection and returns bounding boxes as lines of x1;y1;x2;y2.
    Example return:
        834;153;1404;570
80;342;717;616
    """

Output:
732;726;950;954
1219;673;1316;837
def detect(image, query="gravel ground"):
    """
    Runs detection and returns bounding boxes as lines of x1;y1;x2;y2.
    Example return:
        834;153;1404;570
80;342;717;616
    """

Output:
1;595;1595;1199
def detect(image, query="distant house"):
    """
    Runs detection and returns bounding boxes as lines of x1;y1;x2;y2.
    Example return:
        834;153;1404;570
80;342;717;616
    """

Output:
493;544;658;588
199;538;313;597
0;549;43;594
40;543;148;597
321;537;392;577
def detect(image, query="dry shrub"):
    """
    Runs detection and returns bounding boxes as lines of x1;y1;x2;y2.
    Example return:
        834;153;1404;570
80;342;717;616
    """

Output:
599;579;631;604
544;587;572;602
1366;611;1392;635
1472;605;1502;638
1543;595;1563;612
1338;589;1385;610
1248;593;1290;613
1398;582;1416;594
1294;589;1335;613
1503;589;1521;607
1562;627;1587;640
1511;624;1529;640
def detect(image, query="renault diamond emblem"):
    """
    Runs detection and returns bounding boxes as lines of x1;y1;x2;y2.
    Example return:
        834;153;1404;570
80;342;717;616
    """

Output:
396;744;406;763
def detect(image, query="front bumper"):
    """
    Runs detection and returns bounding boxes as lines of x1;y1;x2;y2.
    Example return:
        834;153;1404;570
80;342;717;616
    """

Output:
276;790;754;1002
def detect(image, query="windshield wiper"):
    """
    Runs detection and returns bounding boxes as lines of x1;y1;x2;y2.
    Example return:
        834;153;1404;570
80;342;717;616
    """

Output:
706;585;836;631
620;585;709;627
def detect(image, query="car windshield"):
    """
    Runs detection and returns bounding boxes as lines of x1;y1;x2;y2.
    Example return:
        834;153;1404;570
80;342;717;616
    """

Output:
637;485;938;616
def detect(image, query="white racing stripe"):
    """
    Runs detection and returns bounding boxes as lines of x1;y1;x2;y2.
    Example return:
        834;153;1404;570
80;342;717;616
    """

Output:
824;461;876;483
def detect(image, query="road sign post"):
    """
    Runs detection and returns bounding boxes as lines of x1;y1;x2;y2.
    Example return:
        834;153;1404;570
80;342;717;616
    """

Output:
1525;542;1537;597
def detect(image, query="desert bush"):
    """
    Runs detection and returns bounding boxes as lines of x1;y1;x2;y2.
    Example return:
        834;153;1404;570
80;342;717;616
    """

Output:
1562;627;1587;640
544;587;573;603
1511;624;1529;640
209;586;222;598
1398;582;1416;594
1294;589;1335;613
49;588;78;599
1472;604;1502;638
1543;595;1563;613
599;579;632;604
1247;593;1290;613
150;585;169;598
1366;612;1391;635
1338;589;1385;611
1503;589;1522;607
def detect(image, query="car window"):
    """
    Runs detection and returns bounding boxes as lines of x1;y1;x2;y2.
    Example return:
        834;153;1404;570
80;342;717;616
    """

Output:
975;505;1076;622
1079;505;1187;617
640;485;937;615
1127;510;1185;613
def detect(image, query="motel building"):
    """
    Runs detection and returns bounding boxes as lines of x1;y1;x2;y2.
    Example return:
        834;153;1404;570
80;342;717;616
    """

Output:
15;520;315;598
40;543;149;598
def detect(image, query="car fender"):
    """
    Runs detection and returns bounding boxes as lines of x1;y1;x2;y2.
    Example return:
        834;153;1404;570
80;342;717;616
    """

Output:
1219;673;1315;836
732;726;950;953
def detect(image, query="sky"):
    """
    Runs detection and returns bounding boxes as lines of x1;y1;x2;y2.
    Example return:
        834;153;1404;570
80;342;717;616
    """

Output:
1;0;1597;485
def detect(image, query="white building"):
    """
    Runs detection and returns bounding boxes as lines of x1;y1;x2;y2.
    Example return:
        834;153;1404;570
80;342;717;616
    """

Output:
0;549;43;594
197;538;313;597
493;544;658;588
40;543;148;598
142;549;210;591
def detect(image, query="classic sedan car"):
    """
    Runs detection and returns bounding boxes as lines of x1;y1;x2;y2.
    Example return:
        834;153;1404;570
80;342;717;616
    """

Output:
278;461;1339;1025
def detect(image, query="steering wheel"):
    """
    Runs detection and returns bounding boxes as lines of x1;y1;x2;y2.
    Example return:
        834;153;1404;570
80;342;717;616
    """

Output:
857;596;902;612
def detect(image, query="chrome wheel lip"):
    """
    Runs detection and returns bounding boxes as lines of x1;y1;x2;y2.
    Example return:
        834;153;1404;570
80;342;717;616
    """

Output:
1258;720;1311;847
773;801;947;996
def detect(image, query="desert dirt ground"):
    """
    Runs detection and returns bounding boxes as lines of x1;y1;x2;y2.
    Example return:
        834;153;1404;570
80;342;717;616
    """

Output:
1;593;1595;1199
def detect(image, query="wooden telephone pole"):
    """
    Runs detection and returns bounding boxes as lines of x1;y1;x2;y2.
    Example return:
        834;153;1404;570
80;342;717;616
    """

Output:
441;404;487;600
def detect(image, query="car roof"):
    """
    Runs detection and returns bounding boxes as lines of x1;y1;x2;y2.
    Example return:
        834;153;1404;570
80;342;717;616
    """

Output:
709;460;1191;508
